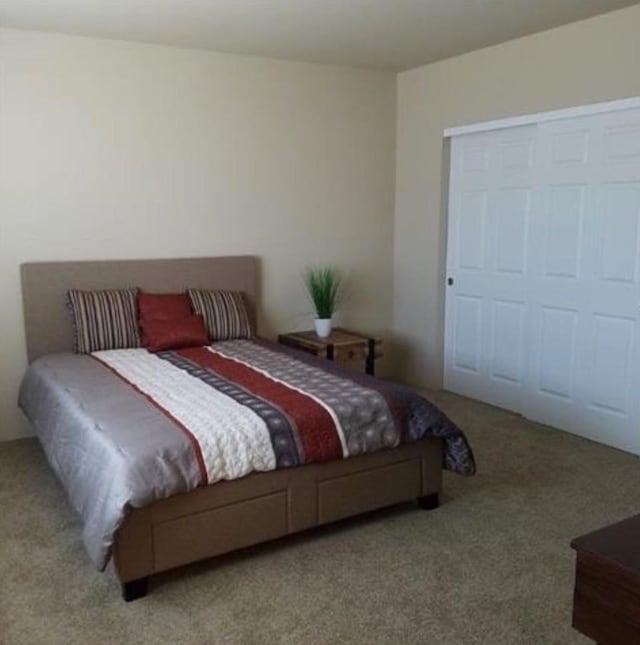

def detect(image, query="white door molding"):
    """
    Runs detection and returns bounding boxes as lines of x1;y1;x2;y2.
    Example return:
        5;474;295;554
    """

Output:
444;96;640;138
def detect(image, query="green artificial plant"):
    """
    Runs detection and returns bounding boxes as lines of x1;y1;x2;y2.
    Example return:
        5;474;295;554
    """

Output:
304;266;342;319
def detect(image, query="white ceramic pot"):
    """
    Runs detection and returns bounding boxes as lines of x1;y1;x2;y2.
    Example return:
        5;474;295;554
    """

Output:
314;318;332;338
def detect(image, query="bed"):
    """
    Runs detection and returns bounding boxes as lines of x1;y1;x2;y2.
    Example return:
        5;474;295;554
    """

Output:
18;256;475;601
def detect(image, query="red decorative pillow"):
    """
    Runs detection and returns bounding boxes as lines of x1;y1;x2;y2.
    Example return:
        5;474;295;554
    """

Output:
138;292;193;346
138;292;192;323
143;315;208;352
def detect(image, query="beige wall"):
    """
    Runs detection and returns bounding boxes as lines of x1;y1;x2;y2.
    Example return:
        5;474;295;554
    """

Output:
0;28;396;441
393;4;640;389
4;5;640;441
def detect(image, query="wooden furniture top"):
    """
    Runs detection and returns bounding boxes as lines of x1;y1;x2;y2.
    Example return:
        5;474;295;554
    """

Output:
282;327;381;349
279;327;381;349
571;513;640;574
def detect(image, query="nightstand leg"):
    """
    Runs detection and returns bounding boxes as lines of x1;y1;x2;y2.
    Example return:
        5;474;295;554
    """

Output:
326;343;334;361
366;339;376;375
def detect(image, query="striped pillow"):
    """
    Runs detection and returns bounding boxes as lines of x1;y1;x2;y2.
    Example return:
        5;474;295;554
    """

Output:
187;289;252;341
67;288;141;353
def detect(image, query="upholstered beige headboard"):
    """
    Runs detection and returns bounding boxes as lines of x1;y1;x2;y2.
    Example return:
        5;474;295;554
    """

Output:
20;256;259;362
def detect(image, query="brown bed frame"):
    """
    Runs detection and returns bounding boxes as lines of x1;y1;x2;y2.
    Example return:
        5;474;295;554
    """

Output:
20;256;443;601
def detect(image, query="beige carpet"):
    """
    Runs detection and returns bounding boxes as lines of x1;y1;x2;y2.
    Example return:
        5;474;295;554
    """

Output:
2;391;639;645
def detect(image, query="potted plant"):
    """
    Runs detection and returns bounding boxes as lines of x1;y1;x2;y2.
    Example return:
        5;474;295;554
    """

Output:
304;266;341;338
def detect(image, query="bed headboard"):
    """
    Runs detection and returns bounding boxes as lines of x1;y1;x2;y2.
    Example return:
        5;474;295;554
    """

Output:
20;255;259;362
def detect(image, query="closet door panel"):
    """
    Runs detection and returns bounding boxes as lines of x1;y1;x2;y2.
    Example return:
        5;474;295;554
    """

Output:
444;134;493;402
444;126;535;412
490;299;525;385
580;115;640;453
521;116;593;431
544;184;585;279
523;111;640;454
457;190;488;271
452;294;483;373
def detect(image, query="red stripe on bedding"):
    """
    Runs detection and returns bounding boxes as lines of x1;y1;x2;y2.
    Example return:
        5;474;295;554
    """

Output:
91;355;209;486
177;347;343;463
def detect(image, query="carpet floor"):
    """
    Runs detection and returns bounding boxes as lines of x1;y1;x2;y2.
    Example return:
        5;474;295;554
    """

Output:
1;391;639;644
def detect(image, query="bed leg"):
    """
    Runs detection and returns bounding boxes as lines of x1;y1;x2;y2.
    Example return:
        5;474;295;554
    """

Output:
417;493;439;510
122;577;149;602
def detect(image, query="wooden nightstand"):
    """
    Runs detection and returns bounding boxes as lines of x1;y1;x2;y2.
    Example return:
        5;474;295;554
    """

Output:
278;328;382;375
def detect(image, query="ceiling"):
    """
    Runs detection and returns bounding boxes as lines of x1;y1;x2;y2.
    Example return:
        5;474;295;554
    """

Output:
1;0;638;72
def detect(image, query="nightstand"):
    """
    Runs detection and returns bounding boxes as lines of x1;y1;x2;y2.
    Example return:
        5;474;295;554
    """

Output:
278;328;382;375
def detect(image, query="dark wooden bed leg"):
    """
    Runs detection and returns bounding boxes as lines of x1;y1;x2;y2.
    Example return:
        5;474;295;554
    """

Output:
417;493;439;510
122;577;149;602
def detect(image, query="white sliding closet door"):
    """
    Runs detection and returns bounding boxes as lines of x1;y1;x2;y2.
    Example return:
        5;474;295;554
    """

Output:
445;107;640;454
444;125;536;413
523;111;640;453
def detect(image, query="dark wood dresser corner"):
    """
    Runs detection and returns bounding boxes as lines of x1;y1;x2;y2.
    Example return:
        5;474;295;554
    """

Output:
571;514;640;644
